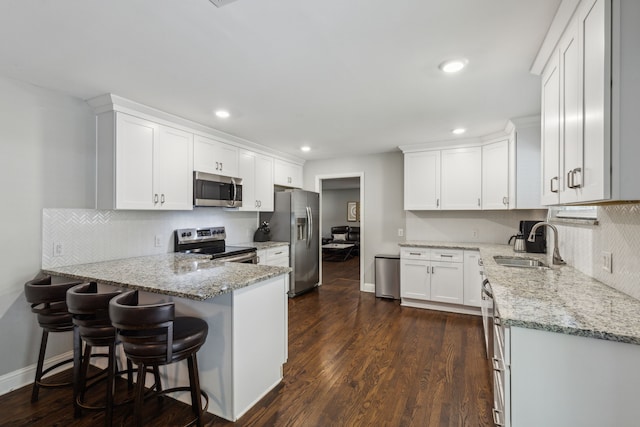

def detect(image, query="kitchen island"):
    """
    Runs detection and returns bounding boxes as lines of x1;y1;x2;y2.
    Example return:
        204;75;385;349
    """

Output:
44;253;291;422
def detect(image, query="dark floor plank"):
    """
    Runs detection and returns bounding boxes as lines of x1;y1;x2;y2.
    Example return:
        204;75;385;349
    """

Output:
1;256;492;426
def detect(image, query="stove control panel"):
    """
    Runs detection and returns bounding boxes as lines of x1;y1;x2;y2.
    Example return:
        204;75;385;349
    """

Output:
176;226;226;244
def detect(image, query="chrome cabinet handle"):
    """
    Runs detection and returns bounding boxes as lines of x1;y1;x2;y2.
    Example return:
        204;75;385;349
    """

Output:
478;198;481;207
492;357;503;372
154;194;159;204
409;252;421;256
440;254;453;258
550;176;559;193
492;408;505;427
502;196;508;205
436;198;440;207
160;194;165;204
215;161;219;171
220;162;223;172
478;258;484;266
568;167;582;189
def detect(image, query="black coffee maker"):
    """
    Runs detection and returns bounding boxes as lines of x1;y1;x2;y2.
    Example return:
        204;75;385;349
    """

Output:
519;220;546;253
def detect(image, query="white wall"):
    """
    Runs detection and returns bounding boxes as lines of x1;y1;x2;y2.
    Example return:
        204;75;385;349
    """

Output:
304;152;405;285
0;76;96;378
321;188;360;238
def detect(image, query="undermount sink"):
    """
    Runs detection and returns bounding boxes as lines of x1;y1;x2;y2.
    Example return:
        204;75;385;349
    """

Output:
493;256;549;269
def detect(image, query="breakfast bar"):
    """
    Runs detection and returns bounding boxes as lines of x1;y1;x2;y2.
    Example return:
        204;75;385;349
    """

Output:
44;253;292;422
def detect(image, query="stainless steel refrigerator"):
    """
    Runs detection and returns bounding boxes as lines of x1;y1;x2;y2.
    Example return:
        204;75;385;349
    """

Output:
260;190;319;297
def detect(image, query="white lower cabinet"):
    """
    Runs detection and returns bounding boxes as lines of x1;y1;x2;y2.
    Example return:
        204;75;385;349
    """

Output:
463;250;483;307
258;245;289;267
400;247;472;310
501;325;640;427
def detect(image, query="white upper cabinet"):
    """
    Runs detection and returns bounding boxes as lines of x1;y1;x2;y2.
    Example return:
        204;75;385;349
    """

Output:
193;135;239;178
238;150;274;212
274;159;303;188
441;147;482;210
98;112;193;210
482;140;510;210
535;0;640;204
404;151;441;210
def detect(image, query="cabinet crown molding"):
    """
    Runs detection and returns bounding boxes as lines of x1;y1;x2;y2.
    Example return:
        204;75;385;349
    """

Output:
86;93;305;166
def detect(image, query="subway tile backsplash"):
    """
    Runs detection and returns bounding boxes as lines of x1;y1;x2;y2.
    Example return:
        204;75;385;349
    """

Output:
557;203;640;300
42;208;258;268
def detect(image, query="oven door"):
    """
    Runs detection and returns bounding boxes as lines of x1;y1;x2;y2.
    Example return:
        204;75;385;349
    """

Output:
193;171;243;207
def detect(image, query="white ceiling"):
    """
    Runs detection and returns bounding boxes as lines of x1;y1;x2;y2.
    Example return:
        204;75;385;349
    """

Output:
0;0;560;161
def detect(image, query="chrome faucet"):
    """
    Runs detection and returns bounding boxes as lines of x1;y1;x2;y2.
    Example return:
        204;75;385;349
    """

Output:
528;222;565;265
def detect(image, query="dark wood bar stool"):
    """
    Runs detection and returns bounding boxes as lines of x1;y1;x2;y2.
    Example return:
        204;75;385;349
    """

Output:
109;290;209;427
66;282;134;426
24;275;83;403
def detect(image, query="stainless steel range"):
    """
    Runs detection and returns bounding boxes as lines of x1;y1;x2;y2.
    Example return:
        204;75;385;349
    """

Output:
174;226;258;264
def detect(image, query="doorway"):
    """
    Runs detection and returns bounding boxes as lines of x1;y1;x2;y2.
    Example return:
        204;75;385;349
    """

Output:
315;173;364;291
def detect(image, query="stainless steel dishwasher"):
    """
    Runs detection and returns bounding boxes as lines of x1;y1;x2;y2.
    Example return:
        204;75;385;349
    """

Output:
375;254;400;299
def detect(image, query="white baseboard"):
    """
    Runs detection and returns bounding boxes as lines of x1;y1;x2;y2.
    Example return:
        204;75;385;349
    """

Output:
0;350;74;397
362;282;375;293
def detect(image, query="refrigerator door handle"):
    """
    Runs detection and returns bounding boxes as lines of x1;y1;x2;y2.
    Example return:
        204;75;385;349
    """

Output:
306;206;312;248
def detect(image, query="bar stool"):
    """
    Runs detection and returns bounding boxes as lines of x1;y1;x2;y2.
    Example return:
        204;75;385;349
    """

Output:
24;275;83;402
109;290;209;427
66;282;133;426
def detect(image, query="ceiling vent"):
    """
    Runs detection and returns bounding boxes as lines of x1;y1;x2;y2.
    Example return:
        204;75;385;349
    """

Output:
209;0;239;7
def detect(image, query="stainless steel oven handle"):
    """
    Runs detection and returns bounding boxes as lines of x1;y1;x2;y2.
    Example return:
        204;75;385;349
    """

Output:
230;177;238;207
217;252;257;264
481;279;493;299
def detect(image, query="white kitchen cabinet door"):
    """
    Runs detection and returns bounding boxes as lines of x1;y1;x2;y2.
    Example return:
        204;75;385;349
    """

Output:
154;126;193;210
429;261;464;304
115;113;157;209
559;17;582;204
111;114;193;210
400;259;430;300
578;0;609;202
254;154;274;211
274;159;303;188
193;135;238;178
482;140;510;210
239;150;274;212
540;51;561;205
404;150;441;210
441;147;481;210
463;251;482;307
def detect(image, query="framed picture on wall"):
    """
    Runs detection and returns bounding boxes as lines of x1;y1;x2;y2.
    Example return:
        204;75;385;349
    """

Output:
347;201;360;222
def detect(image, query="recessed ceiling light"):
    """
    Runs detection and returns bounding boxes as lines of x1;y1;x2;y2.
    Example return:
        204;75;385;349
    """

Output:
439;59;468;73
452;128;466;135
215;110;230;119
300;146;311;152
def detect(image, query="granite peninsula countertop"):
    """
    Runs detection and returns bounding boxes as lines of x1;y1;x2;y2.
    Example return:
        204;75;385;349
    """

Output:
400;241;640;345
235;241;289;250
43;253;291;301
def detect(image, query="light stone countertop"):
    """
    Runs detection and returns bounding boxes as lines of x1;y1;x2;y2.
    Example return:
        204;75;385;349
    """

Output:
43;253;291;301
235;241;289;250
400;241;640;345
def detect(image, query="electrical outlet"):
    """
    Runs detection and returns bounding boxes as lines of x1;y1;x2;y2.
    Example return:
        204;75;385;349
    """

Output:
53;242;64;257
397;228;404;237
602;251;612;273
154;235;162;248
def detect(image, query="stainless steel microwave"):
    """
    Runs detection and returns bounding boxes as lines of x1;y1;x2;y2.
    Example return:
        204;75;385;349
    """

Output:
193;171;243;207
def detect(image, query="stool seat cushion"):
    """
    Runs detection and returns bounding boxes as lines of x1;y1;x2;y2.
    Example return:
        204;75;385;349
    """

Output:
122;317;208;364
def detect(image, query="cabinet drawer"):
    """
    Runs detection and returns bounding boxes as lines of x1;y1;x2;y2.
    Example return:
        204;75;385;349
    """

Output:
266;246;289;260
401;248;430;260
431;249;463;263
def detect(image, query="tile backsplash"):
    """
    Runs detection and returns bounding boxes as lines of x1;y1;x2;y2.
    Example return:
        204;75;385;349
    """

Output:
42;208;258;268
557;203;640;300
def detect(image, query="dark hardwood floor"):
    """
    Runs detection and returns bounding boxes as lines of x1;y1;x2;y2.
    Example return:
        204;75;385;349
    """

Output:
1;256;492;426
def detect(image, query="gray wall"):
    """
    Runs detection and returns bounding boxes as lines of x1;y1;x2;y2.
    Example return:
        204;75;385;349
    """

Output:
304;152;406;285
321;188;360;238
0;76;96;377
